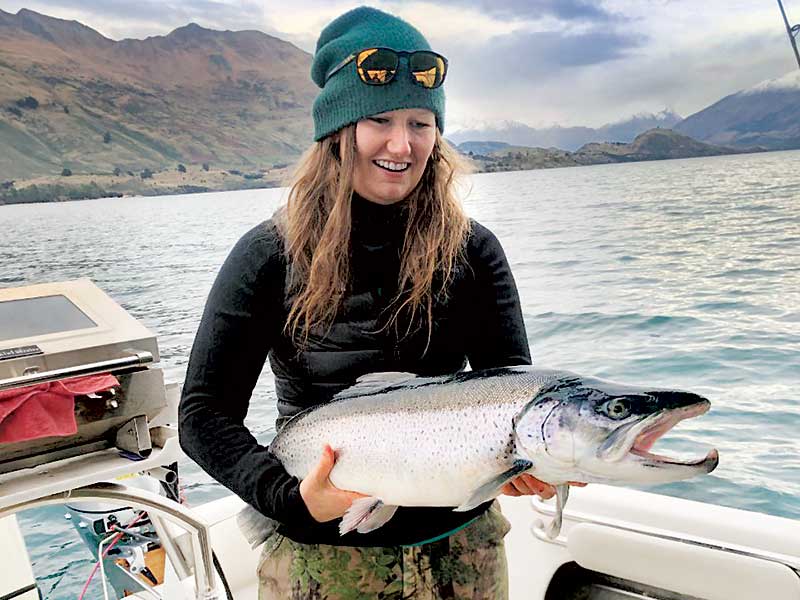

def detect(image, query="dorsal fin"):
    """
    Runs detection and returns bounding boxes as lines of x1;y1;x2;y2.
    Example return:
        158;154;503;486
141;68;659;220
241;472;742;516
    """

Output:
334;371;421;400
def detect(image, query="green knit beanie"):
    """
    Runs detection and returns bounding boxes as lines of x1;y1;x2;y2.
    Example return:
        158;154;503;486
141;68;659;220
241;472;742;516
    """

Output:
311;6;446;141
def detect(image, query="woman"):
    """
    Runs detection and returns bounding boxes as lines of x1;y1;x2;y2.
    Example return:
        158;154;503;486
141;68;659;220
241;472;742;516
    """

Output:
180;6;561;598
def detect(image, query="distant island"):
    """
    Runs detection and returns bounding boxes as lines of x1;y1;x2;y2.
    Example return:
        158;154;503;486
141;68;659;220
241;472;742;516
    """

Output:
461;128;752;174
0;8;795;205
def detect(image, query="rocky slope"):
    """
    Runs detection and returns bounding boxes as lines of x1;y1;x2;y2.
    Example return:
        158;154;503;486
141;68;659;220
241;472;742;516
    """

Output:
0;8;316;181
467;129;747;173
674;70;800;150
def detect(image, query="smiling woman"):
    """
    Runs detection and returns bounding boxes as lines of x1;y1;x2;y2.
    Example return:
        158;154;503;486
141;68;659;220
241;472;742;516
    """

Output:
351;109;437;205
178;5;562;599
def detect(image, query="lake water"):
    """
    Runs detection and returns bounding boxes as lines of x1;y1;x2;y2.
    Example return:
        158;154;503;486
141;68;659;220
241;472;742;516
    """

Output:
1;150;799;598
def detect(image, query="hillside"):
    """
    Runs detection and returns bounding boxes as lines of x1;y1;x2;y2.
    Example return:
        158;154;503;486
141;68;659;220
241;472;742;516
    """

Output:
466;129;748;173
675;70;800;150
0;8;316;182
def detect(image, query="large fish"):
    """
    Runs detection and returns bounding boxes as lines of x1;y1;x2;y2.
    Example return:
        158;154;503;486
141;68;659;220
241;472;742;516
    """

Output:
238;366;718;545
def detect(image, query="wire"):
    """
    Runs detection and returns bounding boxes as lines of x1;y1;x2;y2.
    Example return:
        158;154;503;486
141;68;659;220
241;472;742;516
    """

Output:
213;550;234;600
77;511;148;600
110;524;155;543
98;533;119;600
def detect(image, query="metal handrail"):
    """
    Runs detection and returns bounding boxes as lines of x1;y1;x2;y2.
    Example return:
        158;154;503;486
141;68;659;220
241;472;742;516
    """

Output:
0;351;153;392
530;496;800;572
0;481;218;599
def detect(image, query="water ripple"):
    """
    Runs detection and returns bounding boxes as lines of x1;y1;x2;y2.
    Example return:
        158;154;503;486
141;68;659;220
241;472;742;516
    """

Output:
1;154;798;596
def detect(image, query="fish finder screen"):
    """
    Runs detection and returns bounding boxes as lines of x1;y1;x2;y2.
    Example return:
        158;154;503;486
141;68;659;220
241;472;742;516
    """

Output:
0;294;97;341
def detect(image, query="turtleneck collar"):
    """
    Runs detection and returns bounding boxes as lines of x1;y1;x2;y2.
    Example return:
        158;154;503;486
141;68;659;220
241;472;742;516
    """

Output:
350;192;408;246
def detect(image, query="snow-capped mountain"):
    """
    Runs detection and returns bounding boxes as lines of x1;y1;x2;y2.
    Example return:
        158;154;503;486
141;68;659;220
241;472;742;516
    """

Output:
675;71;800;150
447;110;682;151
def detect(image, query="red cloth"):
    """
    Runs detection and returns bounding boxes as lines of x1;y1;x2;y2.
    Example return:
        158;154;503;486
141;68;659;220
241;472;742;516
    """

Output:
0;373;119;444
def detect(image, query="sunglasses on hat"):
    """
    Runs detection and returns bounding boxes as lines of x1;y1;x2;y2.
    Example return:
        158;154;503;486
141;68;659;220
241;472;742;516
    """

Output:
325;47;448;89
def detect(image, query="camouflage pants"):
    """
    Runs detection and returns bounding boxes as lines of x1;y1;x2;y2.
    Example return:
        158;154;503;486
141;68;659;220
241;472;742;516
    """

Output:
257;502;511;600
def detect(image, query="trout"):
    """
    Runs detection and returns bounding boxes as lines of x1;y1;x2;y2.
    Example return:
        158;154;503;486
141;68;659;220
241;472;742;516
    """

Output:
238;366;718;544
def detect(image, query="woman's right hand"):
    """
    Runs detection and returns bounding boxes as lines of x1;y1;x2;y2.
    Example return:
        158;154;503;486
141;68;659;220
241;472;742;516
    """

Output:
299;444;367;523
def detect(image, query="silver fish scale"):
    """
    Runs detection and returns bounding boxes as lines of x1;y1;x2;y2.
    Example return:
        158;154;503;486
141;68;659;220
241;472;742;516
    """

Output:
271;368;563;507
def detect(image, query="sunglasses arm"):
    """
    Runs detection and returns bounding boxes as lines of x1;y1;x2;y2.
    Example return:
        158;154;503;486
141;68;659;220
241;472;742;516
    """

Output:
324;53;357;83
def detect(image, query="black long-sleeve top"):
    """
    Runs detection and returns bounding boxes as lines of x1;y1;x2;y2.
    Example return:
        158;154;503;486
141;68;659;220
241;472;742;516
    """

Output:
179;195;531;546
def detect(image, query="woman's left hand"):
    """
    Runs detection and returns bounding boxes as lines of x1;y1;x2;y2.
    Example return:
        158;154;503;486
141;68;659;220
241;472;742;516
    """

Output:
500;475;587;500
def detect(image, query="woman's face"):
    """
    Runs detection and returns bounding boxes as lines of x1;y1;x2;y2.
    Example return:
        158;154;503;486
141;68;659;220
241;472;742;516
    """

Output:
351;108;437;205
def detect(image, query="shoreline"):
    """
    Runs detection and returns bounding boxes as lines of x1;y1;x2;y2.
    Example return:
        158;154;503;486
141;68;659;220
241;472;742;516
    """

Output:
0;145;782;206
0;164;290;206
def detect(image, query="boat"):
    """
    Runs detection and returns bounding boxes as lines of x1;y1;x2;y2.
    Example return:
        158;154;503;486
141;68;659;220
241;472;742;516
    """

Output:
1;278;799;599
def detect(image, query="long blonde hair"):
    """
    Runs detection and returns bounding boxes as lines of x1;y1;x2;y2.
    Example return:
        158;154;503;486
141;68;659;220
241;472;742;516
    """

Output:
277;124;471;347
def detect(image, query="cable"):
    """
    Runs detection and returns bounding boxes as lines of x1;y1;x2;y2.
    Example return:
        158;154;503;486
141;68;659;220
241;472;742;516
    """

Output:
77;511;148;600
110;524;155;544
213;550;234;600
98;533;119;600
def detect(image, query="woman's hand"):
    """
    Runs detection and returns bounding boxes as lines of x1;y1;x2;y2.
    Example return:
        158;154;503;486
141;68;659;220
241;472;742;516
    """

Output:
299;444;368;523
500;474;587;500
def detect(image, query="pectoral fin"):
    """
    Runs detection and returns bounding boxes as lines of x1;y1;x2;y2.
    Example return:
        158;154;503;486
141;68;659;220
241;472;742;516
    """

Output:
545;484;570;539
455;459;534;512
340;497;399;535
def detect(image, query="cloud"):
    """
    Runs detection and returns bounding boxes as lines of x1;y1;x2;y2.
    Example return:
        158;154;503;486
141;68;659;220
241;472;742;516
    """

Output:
427;0;623;23
446;26;645;89
0;0;266;39
444;22;790;130
574;30;792;121
0;0;791;129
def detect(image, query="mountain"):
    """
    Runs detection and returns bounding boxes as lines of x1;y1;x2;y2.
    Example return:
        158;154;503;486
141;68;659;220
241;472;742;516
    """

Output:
468;129;746;174
0;8;316;180
674;71;800;150
456;141;510;155
573;128;745;163
448;120;594;151
448;110;682;151
597;110;683;146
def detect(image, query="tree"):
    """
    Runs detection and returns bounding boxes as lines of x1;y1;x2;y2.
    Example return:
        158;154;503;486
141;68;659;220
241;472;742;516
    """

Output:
113;167;122;177
177;164;187;173
61;168;72;177
63;105;70;114
140;169;154;179
202;162;210;172
1;180;14;190
103;132;112;144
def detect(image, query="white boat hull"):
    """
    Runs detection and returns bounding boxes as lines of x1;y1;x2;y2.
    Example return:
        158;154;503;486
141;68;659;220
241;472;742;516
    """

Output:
117;485;800;599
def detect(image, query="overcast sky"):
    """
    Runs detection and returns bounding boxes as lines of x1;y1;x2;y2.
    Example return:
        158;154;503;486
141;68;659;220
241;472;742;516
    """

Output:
1;0;797;129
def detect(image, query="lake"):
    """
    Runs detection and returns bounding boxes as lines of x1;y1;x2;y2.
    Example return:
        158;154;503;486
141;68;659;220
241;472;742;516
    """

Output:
1;150;799;598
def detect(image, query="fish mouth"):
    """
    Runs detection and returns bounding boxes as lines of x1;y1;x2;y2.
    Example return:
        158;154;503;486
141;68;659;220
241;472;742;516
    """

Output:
598;399;718;472
627;401;718;470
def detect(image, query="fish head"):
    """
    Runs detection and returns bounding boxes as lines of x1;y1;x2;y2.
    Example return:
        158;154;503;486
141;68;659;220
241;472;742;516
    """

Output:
514;374;719;484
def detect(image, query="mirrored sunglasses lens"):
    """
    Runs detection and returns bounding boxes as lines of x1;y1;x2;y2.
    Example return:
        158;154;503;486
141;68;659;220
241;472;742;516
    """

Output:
409;52;445;88
357;48;398;85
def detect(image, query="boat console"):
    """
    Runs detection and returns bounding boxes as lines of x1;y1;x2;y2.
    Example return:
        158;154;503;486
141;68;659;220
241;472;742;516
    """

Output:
0;279;178;502
0;279;221;599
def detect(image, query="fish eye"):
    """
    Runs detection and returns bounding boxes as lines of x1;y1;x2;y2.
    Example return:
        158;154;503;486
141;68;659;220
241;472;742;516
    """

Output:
602;398;630;420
